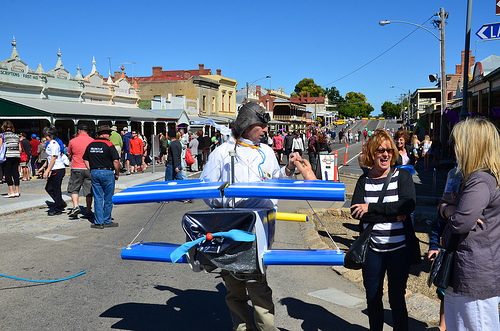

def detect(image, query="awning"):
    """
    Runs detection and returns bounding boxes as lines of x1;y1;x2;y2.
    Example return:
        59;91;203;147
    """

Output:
0;96;160;122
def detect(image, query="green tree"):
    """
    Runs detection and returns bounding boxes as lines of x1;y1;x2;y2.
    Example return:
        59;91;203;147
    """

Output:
337;92;373;118
293;78;325;97
325;86;344;104
381;101;401;118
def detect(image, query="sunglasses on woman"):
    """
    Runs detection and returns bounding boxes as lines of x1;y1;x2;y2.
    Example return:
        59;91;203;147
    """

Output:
375;148;394;155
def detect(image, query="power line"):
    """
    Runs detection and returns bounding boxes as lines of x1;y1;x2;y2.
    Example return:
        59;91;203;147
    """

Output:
323;15;436;87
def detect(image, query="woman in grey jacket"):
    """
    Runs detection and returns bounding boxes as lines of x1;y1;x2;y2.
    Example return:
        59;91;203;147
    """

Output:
439;117;500;330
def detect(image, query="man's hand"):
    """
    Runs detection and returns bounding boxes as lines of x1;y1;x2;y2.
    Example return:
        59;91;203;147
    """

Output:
294;159;317;180
175;167;181;173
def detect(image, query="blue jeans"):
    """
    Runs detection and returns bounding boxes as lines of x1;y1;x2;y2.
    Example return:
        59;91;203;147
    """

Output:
362;247;410;331
165;164;183;181
91;170;115;225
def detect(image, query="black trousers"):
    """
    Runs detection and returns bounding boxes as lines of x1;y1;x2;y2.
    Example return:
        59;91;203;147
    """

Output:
45;168;66;210
3;157;20;186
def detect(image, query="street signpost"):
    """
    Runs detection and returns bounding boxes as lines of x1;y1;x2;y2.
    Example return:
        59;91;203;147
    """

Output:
476;22;500;40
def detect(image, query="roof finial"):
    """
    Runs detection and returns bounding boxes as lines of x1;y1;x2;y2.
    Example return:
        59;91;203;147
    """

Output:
55;48;64;69
120;63;125;79
10;36;19;60
90;56;97;74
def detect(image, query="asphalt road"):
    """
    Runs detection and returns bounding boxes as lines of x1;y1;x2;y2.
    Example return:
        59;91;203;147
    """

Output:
0;119;433;330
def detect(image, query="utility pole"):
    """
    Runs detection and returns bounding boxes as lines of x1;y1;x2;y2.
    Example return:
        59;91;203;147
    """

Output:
439;7;447;154
459;0;473;121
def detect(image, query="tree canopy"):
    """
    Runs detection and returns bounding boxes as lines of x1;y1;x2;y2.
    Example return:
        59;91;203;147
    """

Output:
381;101;401;118
337;92;373;118
293;78;325;97
325;86;344;105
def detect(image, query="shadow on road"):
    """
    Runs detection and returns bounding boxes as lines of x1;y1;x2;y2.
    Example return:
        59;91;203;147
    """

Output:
101;283;232;330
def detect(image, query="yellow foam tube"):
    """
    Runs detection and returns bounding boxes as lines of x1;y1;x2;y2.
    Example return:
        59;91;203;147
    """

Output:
275;212;308;222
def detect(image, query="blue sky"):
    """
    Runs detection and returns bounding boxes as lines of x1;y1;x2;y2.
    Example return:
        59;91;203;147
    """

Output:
1;0;498;115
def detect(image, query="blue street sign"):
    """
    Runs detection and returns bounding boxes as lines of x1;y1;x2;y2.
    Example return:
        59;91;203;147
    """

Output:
476;23;500;41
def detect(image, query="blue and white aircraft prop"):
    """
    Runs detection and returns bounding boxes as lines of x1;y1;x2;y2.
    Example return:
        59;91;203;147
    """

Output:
114;178;346;274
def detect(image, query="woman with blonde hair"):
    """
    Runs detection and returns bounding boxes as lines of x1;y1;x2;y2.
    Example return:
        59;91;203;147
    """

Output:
439;117;500;330
411;135;420;165
422;135;432;171
351;128;419;331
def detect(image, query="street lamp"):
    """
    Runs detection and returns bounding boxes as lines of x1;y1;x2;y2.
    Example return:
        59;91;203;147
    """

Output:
246;76;271;103
380;8;448;153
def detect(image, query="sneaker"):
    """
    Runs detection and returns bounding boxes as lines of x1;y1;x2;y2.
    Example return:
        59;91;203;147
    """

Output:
48;209;63;216
103;222;119;228
68;206;81;218
126;171;131;175
90;223;104;229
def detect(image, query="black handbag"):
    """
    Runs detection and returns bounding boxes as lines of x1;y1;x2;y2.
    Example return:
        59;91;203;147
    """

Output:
428;233;460;288
344;169;394;270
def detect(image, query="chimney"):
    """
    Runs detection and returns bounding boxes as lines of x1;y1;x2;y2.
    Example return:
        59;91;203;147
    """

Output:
456;64;462;75
307;92;310;98
319;93;322;97
152;66;162;77
114;71;121;80
216;69;221;75
199;64;204;73
256;85;261;98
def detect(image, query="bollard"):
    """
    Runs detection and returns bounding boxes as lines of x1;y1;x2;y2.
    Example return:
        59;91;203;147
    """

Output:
344;143;348;166
333;151;338;182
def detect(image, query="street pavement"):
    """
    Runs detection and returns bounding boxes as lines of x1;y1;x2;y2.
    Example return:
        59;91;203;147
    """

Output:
0;141;452;329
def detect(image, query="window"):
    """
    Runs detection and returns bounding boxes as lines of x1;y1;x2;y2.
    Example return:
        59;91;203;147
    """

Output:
222;92;225;112
229;94;232;112
202;95;206;112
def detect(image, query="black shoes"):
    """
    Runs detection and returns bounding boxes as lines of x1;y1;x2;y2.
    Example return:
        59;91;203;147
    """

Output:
48;209;63;216
90;222;118;229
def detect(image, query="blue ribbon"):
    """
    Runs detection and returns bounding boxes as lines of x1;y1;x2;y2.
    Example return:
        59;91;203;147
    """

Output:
170;229;255;263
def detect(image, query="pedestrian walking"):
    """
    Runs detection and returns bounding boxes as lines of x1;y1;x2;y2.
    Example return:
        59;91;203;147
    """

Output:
38;126;66;215
66;124;94;219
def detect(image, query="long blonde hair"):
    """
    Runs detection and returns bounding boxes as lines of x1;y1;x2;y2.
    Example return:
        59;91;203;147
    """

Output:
452;117;500;186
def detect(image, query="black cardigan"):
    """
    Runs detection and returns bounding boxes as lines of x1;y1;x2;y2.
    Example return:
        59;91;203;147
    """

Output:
351;168;420;264
351;168;416;223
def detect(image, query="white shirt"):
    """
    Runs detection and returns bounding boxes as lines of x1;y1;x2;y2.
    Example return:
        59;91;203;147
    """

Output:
201;134;293;208
46;140;65;170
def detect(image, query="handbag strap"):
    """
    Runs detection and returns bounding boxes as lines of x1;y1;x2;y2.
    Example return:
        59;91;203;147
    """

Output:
377;167;395;204
360;168;395;233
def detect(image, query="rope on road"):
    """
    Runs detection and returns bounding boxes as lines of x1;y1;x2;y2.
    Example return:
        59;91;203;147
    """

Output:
0;270;86;283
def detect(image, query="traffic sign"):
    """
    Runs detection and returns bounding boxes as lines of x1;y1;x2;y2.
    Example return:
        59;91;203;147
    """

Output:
476;23;500;40
497;0;500;16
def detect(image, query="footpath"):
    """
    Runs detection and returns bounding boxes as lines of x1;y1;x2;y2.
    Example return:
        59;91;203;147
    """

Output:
0;166;166;216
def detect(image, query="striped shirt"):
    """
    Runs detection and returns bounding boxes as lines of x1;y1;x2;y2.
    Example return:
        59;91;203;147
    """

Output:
363;169;406;252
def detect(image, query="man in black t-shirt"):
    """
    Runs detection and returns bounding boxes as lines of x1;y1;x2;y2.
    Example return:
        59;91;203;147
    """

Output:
83;125;120;229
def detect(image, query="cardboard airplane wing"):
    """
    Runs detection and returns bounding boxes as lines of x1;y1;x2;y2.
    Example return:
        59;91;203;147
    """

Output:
116;179;346;273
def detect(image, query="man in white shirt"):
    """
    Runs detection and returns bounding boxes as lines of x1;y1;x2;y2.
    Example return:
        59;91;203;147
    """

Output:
200;102;314;330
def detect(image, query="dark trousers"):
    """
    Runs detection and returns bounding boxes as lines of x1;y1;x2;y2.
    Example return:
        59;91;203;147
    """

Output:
362;247;410;331
196;153;203;171
45;168;66;211
3;157;20;186
30;155;38;177
308;152;317;174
